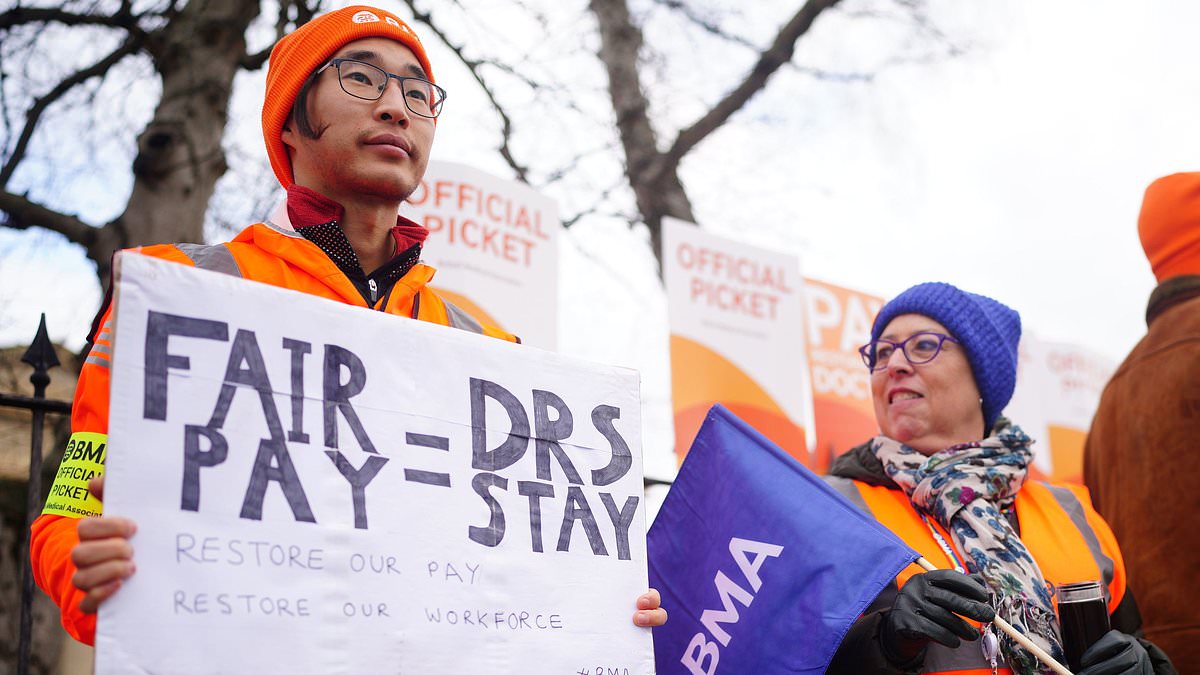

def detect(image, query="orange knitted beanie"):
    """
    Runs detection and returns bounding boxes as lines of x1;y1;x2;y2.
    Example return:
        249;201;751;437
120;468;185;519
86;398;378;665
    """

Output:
262;6;434;188
1138;172;1200;282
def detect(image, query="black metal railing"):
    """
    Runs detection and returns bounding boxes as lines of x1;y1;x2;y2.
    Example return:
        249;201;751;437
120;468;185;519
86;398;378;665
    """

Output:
2;315;72;675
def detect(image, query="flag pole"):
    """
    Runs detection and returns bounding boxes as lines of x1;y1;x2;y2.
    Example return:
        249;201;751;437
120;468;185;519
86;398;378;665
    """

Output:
916;557;1074;675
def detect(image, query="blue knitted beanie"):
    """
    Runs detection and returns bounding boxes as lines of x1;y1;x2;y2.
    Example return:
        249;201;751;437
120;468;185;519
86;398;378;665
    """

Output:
871;282;1022;431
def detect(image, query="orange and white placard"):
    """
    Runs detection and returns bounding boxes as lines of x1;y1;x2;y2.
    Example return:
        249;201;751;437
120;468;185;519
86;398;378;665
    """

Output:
803;279;883;472
401;161;559;350
662;217;811;466
1006;335;1116;483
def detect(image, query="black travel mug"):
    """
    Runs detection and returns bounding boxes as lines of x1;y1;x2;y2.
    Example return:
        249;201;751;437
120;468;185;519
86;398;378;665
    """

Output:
1056;580;1111;671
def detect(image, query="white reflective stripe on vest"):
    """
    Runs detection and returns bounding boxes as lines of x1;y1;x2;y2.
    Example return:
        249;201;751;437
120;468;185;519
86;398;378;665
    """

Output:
174;243;243;277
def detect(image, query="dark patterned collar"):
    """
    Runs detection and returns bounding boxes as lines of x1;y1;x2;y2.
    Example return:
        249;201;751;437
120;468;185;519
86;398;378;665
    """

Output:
285;185;428;303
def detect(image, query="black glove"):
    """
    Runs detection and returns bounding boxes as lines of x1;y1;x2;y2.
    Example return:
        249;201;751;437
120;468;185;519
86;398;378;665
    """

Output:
880;569;996;666
1078;630;1153;675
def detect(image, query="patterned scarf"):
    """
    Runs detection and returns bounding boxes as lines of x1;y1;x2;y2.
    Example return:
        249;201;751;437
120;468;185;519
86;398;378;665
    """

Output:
872;424;1066;674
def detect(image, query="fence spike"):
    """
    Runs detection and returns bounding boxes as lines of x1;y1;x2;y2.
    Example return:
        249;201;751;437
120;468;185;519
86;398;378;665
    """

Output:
15;313;64;675
21;313;59;396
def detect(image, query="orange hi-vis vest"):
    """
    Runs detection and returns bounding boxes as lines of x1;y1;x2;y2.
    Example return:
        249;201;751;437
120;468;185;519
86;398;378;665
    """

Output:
825;476;1127;675
31;221;518;644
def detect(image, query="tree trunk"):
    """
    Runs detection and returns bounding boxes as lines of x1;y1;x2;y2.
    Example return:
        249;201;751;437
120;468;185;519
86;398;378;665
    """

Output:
588;0;696;271
91;0;264;284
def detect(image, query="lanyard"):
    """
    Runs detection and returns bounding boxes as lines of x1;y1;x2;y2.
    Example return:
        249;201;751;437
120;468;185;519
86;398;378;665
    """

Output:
920;511;1002;674
920;512;967;574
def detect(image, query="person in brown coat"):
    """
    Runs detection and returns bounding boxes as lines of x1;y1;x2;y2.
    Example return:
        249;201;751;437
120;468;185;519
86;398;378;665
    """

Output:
1084;171;1200;673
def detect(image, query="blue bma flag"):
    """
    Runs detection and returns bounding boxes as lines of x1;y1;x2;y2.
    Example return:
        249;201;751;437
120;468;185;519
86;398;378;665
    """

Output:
648;405;918;674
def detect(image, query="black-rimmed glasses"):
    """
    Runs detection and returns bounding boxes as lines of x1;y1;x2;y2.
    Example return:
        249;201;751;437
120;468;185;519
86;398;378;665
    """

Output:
317;58;446;119
859;332;960;372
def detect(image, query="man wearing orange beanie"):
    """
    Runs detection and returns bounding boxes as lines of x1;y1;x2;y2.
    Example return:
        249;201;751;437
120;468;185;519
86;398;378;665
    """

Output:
31;5;666;648
1084;172;1200;673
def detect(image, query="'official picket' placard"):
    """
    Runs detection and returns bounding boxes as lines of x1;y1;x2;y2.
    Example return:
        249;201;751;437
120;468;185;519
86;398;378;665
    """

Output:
95;253;651;675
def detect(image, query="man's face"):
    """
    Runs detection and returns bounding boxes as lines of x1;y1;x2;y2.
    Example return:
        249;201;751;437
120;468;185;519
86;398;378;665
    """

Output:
282;37;435;204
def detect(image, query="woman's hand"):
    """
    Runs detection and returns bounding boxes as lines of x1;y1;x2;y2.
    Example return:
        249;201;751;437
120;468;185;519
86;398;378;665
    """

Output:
70;475;137;614
881;570;995;665
633;588;667;627
1078;630;1153;675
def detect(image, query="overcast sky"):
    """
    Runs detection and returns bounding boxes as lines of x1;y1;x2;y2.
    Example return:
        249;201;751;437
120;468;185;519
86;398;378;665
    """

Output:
3;0;1198;374
685;0;1200;365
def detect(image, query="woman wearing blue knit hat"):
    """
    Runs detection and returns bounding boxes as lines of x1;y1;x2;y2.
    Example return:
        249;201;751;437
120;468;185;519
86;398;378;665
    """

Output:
824;282;1175;675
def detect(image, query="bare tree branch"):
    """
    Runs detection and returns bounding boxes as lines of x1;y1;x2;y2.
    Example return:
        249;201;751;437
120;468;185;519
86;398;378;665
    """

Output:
471;57;543;94
400;0;530;183
649;0;757;50
0;189;95;247
496;0;552;29
475;56;596;121
784;0;965;83
0;6;150;42
242;47;273;70
0;35;142;187
289;0;320;31
791;64;875;83
561;177;628;228
0;53;14;154
242;0;322;70
539;139;622;187
656;0;842;180
895;0;967;58
562;224;648;299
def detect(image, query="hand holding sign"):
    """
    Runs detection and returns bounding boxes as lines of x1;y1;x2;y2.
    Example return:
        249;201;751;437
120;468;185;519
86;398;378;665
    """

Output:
633;588;667;627
71;476;136;614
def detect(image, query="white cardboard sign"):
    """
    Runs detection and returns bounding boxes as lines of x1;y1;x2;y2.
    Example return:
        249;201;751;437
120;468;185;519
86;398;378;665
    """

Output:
401;160;560;350
95;253;651;675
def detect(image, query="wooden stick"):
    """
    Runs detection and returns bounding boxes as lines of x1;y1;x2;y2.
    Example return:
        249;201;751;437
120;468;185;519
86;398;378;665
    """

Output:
916;557;1074;675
